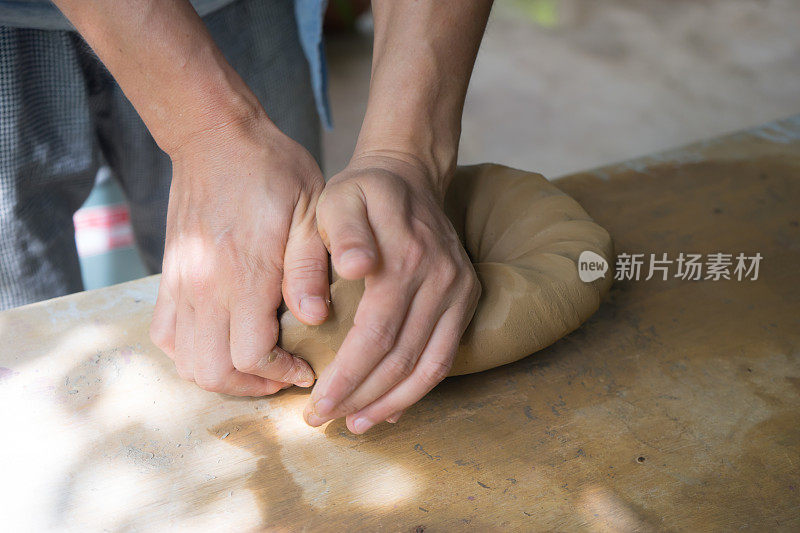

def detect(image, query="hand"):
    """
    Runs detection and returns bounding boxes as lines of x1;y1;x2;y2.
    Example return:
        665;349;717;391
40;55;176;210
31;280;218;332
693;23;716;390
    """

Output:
304;153;481;432
149;115;330;396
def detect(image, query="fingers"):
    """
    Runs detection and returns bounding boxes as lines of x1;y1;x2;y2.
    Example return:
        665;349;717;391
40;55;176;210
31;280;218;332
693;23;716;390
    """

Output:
385;410;405;424
156;264;314;393
344;306;468;434
306;281;442;425
154;210;318;393
304;276;418;425
282;218;330;325
150;279;177;358
151;128;330;397
173;299;196;381
316;185;378;280
193;296;289;397
306;170;483;431
229;289;315;387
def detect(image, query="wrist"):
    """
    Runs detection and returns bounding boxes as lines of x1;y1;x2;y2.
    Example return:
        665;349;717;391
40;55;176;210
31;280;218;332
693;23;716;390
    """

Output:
166;103;271;159
352;124;458;195
54;0;271;159
354;61;462;189
346;147;451;203
167;107;280;187
156;65;270;158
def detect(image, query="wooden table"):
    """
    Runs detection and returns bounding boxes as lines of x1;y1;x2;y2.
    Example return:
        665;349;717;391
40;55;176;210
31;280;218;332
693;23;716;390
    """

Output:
2;117;798;531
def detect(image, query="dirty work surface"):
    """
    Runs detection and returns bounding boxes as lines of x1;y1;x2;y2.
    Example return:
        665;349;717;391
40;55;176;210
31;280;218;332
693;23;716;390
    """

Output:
1;116;798;530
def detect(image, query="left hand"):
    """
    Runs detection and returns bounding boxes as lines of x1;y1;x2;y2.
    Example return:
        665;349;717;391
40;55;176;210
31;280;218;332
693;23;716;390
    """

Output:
304;153;481;433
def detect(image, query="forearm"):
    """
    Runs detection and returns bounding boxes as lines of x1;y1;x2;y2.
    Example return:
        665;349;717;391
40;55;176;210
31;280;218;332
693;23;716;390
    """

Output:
356;0;492;189
53;0;266;154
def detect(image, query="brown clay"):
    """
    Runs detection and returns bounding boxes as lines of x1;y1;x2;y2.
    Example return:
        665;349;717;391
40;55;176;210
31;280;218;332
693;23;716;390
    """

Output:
279;163;614;376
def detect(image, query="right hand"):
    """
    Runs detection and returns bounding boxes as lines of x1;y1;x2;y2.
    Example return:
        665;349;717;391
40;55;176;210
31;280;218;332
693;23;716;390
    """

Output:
149;114;329;396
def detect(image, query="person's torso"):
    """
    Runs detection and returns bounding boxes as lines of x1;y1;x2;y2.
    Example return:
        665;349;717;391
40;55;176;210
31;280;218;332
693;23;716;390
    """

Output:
0;0;332;127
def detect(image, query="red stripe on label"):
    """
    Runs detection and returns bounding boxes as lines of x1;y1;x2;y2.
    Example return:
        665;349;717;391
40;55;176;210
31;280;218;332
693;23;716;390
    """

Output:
73;204;131;231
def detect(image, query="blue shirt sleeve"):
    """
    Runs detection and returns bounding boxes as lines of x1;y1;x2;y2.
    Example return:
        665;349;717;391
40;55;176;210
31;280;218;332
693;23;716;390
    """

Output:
294;0;333;130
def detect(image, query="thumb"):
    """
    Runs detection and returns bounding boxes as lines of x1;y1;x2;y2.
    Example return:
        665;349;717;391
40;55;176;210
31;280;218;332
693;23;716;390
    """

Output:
316;184;379;280
283;216;330;326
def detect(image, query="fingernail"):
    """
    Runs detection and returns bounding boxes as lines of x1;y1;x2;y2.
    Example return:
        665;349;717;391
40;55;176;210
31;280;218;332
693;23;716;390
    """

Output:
314;397;336;417
304;402;328;426
305;412;327;426
351;417;374;434
295;373;315;387
293;363;316;388
299;295;328;320
295;378;315;388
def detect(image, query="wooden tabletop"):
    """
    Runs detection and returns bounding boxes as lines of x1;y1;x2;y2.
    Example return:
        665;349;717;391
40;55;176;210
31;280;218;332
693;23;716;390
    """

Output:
2;117;798;531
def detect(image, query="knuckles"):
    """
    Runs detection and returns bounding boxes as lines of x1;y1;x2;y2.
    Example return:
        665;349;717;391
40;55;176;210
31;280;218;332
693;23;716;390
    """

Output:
315;181;352;222
356;320;397;355
231;322;279;375
194;372;227;393
460;266;481;302
436;257;460;288
430;250;479;302
149;318;173;354
379;349;418;382
418;358;453;387
184;265;213;295
398;239;426;273
467;271;482;302
231;350;263;375
285;256;328;281
173;361;195;382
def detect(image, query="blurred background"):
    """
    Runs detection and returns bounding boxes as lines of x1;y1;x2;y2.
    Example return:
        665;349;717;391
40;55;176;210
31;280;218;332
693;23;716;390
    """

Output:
75;0;800;289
